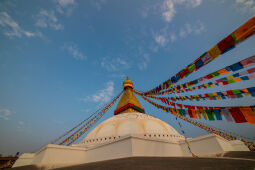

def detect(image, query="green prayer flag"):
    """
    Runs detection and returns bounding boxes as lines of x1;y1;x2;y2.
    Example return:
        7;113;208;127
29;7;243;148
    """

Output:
205;110;215;120
228;79;235;84
236;94;243;98
188;64;195;73
212;72;220;77
233;89;241;94
208;93;214;97
178;109;183;116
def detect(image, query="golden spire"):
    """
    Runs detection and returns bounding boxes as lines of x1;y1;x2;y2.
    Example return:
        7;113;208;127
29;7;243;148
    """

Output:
114;77;145;115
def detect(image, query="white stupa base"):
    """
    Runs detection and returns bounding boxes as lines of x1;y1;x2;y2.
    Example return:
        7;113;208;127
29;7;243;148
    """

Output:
13;134;249;169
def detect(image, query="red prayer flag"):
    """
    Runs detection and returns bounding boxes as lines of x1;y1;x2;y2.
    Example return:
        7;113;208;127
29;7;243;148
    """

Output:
177;103;183;108
188;109;194;118
228;108;247;123
217;34;235;53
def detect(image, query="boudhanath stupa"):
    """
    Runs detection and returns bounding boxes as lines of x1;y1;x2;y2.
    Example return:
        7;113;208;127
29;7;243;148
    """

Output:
13;78;254;170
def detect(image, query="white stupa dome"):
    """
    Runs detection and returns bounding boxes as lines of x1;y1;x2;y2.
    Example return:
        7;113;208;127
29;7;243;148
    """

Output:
78;77;185;147
81;112;184;146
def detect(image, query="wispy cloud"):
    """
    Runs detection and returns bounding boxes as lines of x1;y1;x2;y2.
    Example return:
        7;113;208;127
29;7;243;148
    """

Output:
161;0;202;22
179;22;205;38
91;0;107;11
55;0;77;16
81;81;114;104
153;21;205;47
154;34;168;46
35;9;64;30
108;74;126;78
0;107;11;120
17;121;24;129
101;57;130;71
138;53;150;70
0;12;42;38
234;0;255;12
63;42;87;60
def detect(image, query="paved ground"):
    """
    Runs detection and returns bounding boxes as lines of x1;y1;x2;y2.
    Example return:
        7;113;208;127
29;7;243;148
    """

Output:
11;156;255;170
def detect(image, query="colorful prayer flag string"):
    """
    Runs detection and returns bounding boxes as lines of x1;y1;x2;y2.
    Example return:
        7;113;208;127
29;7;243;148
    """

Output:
141;17;255;95
138;94;255;150
58;91;123;145
135;90;255;124
156;67;255;95
145;87;255;102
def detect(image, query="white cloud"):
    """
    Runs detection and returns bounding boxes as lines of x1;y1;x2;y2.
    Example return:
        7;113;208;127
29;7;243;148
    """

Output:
109;74;126;78
0;107;11;120
0;12;42;38
56;0;75;6
101;57;130;71
153;21;205;48
161;0;203;22
154;34;168;46
170;33;177;42
162;0;176;22
18;121;24;125
179;22;206;38
92;0;107;11
81;81;114;104
35;10;64;30
189;0;202;7
235;0;255;11
63;43;87;60
55;0;76;15
17;121;25;129
138;53;150;70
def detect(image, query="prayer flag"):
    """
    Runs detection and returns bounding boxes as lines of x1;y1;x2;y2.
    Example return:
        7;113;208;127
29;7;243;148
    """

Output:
247;87;255;96
218;69;229;75
213;109;222;120
241;55;255;67
228;108;247;123
196;109;202;119
240;108;255;124
219;108;232;121
187;109;194;118
195;58;203;70
200;110;208;120
201;53;212;64
229;62;244;71
191;109;198;119
217;34;235;53
206;110;215;120
233;16;255;42
208;45;221;59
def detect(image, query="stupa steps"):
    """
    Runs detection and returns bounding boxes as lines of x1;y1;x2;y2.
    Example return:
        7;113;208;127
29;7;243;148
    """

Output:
11;156;255;170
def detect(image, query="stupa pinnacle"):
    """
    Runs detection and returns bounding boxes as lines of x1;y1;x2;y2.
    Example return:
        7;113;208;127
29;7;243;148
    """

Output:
114;77;145;115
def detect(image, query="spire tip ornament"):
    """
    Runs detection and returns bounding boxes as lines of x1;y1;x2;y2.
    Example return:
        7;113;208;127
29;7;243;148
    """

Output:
123;76;133;89
114;77;145;115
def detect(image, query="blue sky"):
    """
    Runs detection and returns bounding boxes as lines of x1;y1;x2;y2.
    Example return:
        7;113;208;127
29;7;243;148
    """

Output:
0;0;255;156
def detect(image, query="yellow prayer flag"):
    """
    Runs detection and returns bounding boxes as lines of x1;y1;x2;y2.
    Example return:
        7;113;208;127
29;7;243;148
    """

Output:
244;93;250;96
226;75;234;79
201;110;208;120
208;45;221;59
196;110;201;119
216;96;222;100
